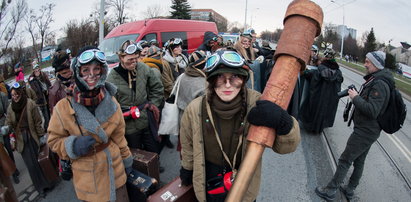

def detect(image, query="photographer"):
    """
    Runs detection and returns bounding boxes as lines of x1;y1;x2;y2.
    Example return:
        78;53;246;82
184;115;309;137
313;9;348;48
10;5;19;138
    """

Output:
316;51;392;200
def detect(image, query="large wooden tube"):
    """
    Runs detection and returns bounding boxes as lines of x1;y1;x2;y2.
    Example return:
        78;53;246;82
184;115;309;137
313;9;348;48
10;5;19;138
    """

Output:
226;1;323;201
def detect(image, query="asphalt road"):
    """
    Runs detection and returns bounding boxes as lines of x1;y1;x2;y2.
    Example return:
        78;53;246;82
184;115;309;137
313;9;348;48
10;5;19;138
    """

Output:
10;65;411;201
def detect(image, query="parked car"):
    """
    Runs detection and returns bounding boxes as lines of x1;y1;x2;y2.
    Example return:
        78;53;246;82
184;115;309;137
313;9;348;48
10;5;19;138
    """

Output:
99;19;218;67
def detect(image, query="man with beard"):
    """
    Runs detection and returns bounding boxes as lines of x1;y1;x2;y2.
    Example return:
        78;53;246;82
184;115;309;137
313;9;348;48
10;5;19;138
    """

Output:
49;50;73;114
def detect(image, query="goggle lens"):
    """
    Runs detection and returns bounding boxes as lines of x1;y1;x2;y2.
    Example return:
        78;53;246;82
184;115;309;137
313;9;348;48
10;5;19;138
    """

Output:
204;51;245;73
222;52;242;64
12;82;21;89
205;55;219;72
125;44;137;54
79;49;106;64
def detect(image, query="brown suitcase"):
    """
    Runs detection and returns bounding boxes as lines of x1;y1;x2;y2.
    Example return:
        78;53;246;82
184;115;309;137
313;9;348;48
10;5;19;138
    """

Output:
38;144;59;183
130;149;160;182
147;177;197;202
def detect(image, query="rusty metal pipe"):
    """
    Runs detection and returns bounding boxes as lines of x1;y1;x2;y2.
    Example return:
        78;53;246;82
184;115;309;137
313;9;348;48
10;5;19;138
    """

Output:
226;1;323;201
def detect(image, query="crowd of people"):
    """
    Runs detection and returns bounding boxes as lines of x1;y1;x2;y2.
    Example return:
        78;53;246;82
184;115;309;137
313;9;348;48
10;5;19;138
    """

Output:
0;27;396;202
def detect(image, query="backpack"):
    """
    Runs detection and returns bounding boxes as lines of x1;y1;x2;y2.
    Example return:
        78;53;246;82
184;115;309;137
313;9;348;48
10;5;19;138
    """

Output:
376;77;407;134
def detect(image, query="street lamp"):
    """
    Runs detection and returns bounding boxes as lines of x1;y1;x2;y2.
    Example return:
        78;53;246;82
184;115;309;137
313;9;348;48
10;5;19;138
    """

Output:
331;0;345;59
331;0;356;59
250;8;260;28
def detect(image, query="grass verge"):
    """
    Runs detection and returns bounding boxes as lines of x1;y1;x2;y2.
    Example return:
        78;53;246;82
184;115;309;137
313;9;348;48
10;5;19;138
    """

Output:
336;59;411;98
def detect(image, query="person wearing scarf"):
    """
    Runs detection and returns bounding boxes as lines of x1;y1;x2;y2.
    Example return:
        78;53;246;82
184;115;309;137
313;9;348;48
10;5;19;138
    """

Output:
49;49;74;114
162;38;189;96
28;64;52;129
48;46;133;202
107;40;164;155
4;84;52;197
179;50;301;202
173;51;207;151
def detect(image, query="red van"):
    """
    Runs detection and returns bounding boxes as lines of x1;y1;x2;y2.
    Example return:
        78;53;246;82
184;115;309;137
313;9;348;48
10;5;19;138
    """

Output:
99;19;218;65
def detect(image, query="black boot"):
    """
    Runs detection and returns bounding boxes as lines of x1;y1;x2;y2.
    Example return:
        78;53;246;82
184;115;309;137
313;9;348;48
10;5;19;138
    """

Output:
340;184;355;200
315;186;337;201
162;135;174;149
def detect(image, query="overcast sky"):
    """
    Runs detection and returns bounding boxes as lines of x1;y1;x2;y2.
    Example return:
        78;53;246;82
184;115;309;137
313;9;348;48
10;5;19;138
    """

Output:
26;0;411;48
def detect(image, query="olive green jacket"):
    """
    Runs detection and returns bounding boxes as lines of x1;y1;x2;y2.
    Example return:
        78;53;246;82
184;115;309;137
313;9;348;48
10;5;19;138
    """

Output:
180;89;301;202
5;99;44;153
107;62;164;135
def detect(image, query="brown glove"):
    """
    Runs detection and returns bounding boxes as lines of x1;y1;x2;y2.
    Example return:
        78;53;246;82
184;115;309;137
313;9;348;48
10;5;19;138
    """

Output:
144;104;160;124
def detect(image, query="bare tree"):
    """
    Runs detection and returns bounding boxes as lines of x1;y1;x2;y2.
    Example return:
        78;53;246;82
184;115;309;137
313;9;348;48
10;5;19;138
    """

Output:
0;0;27;59
106;0;131;26
143;4;166;19
25;9;40;63
36;3;55;61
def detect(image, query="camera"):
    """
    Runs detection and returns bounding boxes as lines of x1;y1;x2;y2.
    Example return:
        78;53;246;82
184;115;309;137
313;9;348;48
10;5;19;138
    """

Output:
338;84;357;98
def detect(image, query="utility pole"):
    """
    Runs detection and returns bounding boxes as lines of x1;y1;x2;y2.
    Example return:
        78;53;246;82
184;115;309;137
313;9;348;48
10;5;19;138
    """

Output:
99;0;105;45
244;0;248;31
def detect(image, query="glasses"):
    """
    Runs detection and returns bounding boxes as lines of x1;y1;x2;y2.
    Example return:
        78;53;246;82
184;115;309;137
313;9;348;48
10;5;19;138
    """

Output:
204;51;245;73
78;49;106;64
216;74;242;86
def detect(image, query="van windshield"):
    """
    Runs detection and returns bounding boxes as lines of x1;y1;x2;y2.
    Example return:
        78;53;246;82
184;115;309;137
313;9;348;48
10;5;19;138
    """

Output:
99;34;139;63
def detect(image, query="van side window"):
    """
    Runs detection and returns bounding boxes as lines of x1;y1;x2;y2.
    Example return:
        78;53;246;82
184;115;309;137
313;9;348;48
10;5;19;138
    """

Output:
142;33;157;42
161;32;188;51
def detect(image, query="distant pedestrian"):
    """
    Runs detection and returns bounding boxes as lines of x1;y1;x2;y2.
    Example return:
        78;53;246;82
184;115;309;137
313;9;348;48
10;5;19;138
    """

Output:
197;31;218;56
28;64;52;129
162;38;189;98
316;51;392;200
49;50;73;114
14;63;24;82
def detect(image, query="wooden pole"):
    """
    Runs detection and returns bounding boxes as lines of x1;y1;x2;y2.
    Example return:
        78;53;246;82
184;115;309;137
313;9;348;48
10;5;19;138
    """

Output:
226;1;323;201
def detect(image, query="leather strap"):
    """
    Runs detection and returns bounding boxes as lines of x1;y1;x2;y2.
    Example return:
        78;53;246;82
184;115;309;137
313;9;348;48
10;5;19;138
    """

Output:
84;140;111;157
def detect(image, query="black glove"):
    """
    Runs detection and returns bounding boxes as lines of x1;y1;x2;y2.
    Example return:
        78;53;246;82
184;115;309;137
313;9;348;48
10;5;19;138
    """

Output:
247;100;293;135
180;167;193;186
73;136;96;157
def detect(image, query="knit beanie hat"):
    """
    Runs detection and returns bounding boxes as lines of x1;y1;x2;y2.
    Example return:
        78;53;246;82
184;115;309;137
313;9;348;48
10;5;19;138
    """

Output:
366;51;385;70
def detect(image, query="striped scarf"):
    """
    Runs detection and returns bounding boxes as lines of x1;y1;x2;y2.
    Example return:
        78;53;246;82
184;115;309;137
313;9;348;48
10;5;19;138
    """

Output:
73;87;105;107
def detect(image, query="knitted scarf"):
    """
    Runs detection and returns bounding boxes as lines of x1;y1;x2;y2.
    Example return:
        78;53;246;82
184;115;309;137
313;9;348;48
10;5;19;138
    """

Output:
11;93;27;121
73;87;105;107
